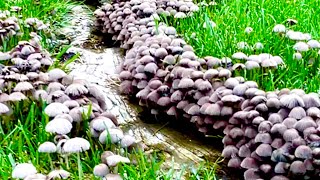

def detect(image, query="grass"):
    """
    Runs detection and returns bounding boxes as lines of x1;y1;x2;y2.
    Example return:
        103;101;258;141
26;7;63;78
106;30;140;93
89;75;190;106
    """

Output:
0;99;220;179
0;0;77;52
166;0;320;93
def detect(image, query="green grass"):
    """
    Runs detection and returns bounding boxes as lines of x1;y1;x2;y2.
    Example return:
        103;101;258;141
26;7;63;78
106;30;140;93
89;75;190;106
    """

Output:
166;0;320;93
0;0;77;52
0;99;220;179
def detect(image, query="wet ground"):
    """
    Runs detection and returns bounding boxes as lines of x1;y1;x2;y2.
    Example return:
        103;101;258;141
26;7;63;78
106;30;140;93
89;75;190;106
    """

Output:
61;4;241;180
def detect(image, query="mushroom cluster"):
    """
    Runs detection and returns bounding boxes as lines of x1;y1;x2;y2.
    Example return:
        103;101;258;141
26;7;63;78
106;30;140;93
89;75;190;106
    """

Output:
223;89;320;179
0;11;20;45
94;0;199;50
94;0;320;179
230;52;284;70
0;36;137;179
12;162;71;180
24;18;50;31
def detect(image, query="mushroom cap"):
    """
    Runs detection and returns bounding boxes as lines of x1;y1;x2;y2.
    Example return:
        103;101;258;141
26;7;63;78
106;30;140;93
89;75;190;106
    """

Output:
45;118;72;135
91;116;116;131
24;173;47;180
120;135;136;148
268;113;283;124
0;102;9;114
93;163;109;177
307;107;320;118
229;127;244;139
294;145;312;159
255;132;272;144
47;169;70;179
12;163;37;179
288;107;306;120
273;24;286;33
270;123;287;135
222;145;238;158
283;128;300;142
14;81;34;92
221;94;243;104
280;94;304;109
240;157;258;169
256;144;272;157
99;128;124;144
239;144;251;157
178;77;194;89
38;141;57;153
62;137;90;153
44;102;69;117
9;92;27;101
105;174;123;180
65;83;89;96
157;96;171;106
232;52;248;60
106;155;130;167
294;116;317;132
47;82;65;93
243;168;261;180
224;78;239;89
227;157;241;168
302;93;320;108
289;160;306;175
48;68;67;81
205;103;221;116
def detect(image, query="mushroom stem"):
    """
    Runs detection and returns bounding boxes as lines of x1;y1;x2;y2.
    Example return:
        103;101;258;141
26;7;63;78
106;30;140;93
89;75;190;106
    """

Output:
77;152;84;180
47;154;53;170
65;156;69;170
0;117;4;134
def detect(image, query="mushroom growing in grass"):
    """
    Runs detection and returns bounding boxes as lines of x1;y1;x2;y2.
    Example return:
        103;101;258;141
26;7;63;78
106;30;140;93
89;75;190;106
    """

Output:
244;27;253;34
47;169;70;179
62;137;90;180
45;118;72;135
106;154;130;167
12;163;37;179
93;163;109;178
105;174;123;180
273;24;286;33
38;141;57;170
44;102;69;118
293;42;309;52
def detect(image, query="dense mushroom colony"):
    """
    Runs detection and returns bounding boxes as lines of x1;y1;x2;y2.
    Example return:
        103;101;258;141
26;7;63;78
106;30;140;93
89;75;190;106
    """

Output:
0;10;20;46
0;36;137;179
94;0;320;179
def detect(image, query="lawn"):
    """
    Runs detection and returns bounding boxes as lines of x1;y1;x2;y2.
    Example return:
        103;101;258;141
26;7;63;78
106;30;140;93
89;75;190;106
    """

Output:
168;0;320;92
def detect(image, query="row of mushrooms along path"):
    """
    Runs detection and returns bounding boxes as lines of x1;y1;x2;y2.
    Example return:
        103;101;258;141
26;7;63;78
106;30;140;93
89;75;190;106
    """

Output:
0;9;138;180
94;0;320;179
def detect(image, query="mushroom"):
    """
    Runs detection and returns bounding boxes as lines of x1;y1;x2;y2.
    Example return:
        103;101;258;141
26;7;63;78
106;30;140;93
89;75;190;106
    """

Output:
12;163;37;179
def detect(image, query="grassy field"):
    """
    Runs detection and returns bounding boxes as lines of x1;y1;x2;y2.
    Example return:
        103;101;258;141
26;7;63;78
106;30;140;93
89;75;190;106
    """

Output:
0;0;76;51
168;0;320;93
